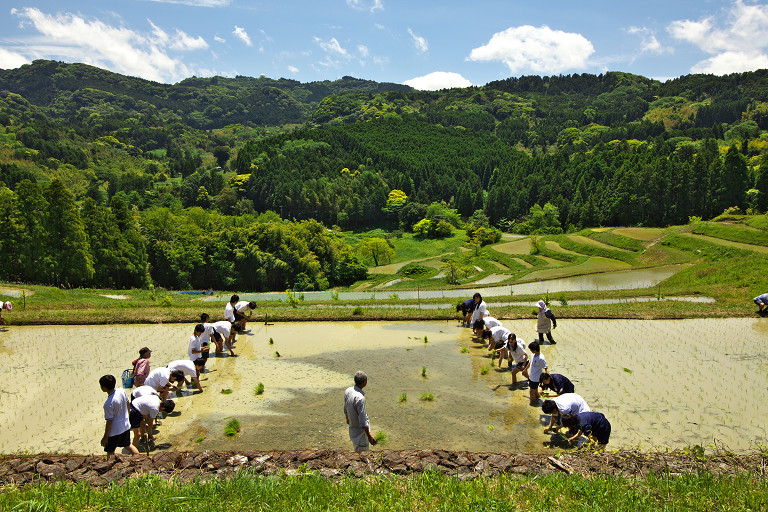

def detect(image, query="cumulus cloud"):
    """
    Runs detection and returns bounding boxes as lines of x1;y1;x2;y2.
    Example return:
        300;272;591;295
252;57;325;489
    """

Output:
346;0;384;13
627;26;666;54
668;0;768;74
0;47;30;69
314;37;348;56
147;0;231;6
468;25;594;74
233;26;252;46
287;65;299;73
407;28;428;53
403;71;473;91
8;7;205;82
214;36;226;44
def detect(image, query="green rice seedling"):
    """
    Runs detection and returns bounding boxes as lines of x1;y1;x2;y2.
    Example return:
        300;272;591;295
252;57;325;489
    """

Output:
419;392;434;401
424;336;428;343
623;367;632;373
374;431;388;445
224;419;241;437
460;347;469;353
398;393;407;403
274;351;281;358
389;293;399;300
480;366;489;375
194;436;205;443
254;382;264;395
220;388;233;395
422;366;427;377
268;337;274;345
488;425;495;430
352;306;364;315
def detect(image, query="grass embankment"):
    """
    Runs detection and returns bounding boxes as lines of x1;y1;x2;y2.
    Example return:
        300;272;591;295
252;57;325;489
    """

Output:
2;470;767;511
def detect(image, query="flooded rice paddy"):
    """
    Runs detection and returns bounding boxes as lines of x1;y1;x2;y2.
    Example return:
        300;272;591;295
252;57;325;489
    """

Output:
1;317;767;455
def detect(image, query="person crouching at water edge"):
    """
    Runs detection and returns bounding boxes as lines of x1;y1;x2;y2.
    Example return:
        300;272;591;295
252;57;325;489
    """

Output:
482;324;512;352
472;315;503;338
535;300;557;345
129;394;175;450
344;371;378;452
539;373;574;398
753;293;768;314
201;313;241;356
0;301;11;325
144;368;185;400
542;393;591;434
100;375;139;458
562;412;611;449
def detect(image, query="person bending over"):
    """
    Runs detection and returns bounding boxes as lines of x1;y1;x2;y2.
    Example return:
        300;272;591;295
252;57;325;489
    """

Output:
539;373;574;398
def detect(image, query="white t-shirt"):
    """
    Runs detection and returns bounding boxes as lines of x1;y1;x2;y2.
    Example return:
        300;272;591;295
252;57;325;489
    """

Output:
188;334;203;361
224;302;236;322
212;320;232;338
200;323;213;343
552;393;590;415
470;300;488;325
482;316;502;329
168;359;197;378
144;368;171;390
489;325;511;344
529;352;548;382
131;385;159;400
131;394;161;418
508;338;528;363
235;300;252;313
103;388;131;437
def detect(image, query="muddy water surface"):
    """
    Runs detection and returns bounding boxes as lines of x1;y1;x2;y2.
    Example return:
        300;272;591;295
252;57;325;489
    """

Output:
1;318;766;454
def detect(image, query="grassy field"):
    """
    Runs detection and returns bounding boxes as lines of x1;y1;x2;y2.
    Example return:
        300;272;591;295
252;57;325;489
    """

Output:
2;470;767;511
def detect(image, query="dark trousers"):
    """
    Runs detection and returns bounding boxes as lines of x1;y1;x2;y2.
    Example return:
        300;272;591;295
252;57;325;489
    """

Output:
538;331;555;343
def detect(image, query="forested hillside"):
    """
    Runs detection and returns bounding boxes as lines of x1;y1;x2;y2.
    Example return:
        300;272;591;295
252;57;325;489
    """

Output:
2;60;768;289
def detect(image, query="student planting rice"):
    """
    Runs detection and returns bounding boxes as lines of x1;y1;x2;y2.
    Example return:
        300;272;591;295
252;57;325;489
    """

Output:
0;301;11;325
201;313;241;356
131;385;159;399
144;367;185;400
456;298;476;326
188;324;209;361
99;375;138;458
472;316;503;338
542;393;591;433
753;293;768;314
562;411;611;448
540;373;575;397
129;394;175;450
528;341;548;405
234;300;257;330
469;293;489;326
168;358;206;393
482;324;513;352
494;332;529;377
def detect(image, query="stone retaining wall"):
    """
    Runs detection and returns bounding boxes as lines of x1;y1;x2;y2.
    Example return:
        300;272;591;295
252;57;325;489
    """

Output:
1;449;764;487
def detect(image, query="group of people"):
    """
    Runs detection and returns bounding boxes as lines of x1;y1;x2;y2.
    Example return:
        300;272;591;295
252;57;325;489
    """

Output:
98;295;257;456
460;293;612;448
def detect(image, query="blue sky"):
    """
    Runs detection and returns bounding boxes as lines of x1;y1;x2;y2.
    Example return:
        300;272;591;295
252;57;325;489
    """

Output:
1;1;768;89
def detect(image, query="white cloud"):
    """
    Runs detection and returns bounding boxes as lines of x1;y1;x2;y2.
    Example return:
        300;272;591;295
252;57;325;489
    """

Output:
287;65;299;73
374;23;385;30
233;26;252;46
314;37;348;56
170;30;208;51
8;7;195;82
214;36;226;44
468;25;594;74
0;47;30;69
627;26;666;54
407;28;428;53
147;0;231;6
358;45;369;57
372;56;389;67
403;71;473;91
668;0;768;74
346;0;384;13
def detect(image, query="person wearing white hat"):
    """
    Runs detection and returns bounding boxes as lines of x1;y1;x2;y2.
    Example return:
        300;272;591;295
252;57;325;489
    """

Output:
0;301;11;325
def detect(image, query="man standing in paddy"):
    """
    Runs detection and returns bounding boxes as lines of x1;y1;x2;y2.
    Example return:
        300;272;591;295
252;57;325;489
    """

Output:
344;371;378;452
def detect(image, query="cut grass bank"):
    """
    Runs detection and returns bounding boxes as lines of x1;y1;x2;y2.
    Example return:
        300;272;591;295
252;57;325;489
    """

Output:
1;453;767;512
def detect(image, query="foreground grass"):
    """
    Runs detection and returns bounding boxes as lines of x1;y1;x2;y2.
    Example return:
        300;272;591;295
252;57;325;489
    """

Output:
2;470;767;511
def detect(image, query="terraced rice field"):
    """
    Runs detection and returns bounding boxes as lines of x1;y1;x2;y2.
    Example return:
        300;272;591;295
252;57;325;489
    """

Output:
569;235;633;252
612;227;666;241
680;233;768;254
522;257;632;281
